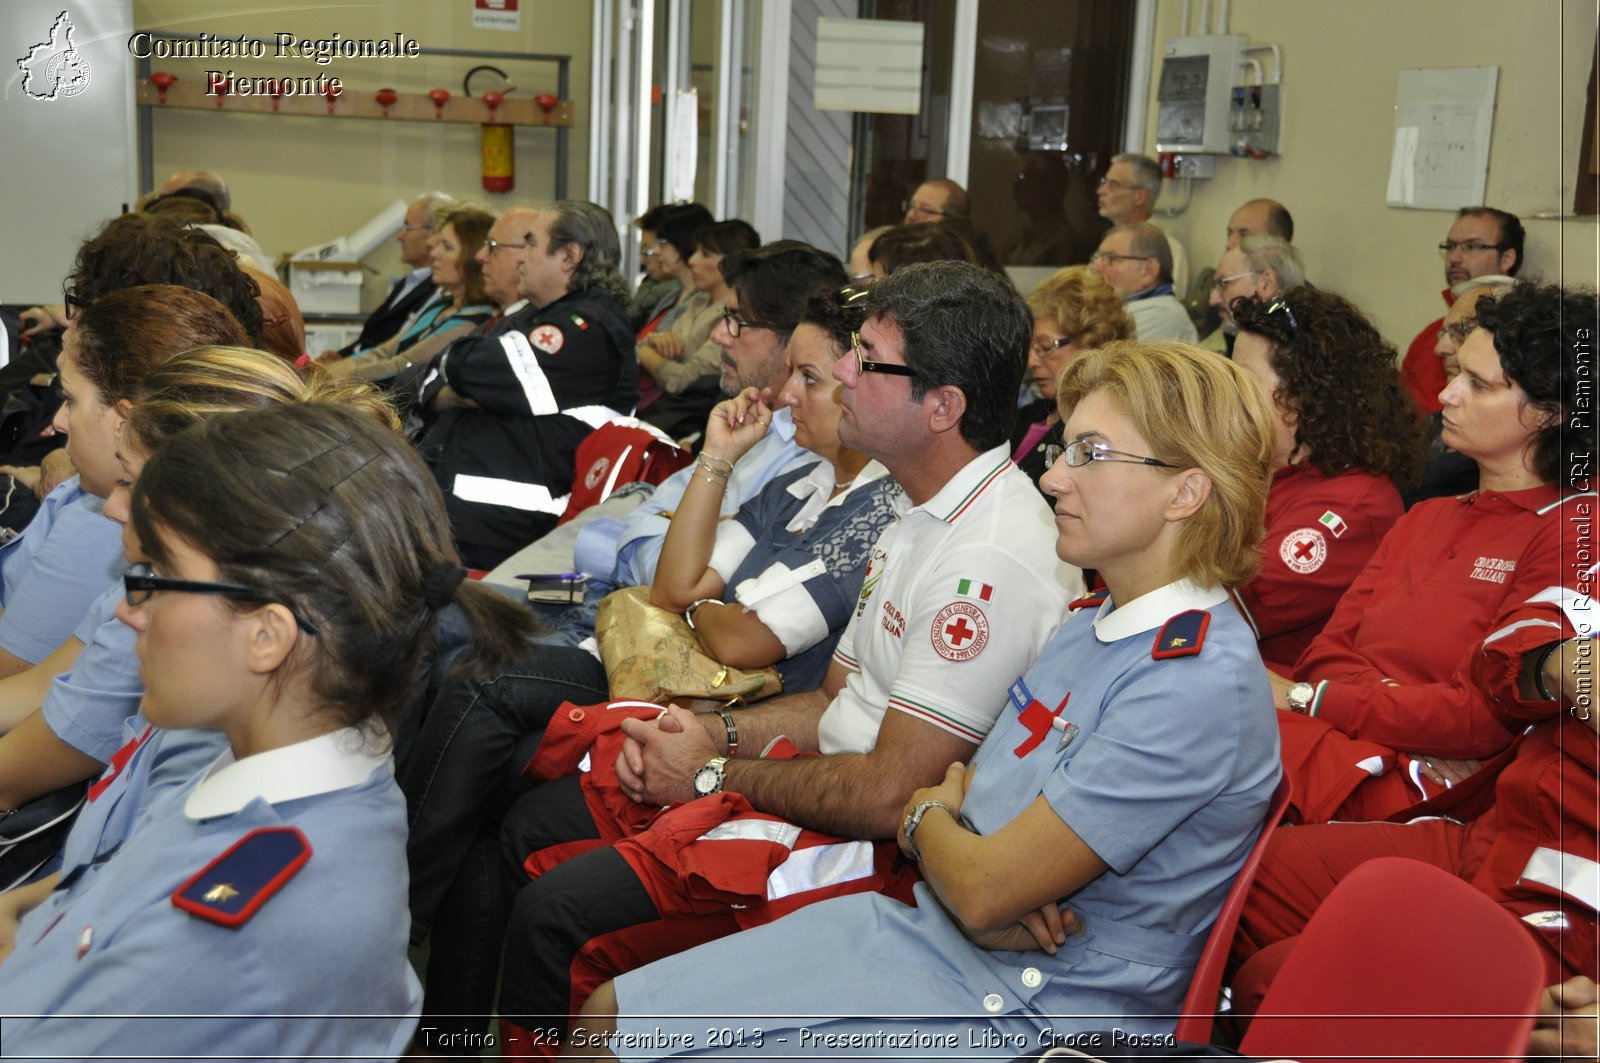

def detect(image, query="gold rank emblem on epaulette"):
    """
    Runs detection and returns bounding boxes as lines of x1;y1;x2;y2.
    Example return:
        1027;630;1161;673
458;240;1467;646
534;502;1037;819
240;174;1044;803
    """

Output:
203;883;240;903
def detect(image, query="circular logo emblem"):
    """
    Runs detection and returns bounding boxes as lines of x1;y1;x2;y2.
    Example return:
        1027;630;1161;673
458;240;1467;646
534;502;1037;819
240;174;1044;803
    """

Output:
583;456;611;490
931;601;990;662
47;50;91;98
529;324;565;354
1279;527;1328;574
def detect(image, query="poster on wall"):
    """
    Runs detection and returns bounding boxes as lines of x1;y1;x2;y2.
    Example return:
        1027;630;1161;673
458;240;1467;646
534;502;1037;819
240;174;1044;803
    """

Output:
473;0;520;32
1386;66;1497;210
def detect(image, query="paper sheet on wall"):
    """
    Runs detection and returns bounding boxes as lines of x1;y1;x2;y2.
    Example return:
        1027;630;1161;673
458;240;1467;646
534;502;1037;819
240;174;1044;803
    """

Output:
1386;66;1498;210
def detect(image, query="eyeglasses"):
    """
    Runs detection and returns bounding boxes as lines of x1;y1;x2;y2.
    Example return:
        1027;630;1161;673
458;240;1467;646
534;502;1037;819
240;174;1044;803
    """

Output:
1030;336;1075;358
1212;270;1259;292
640;246;660;257
483;237;531;255
720;306;770;338
1097;178;1129;191
1438;240;1506;256
123;562;321;635
1089;251;1153;266
901;199;953;219
1437;318;1477;344
400;224;431;234
1044;439;1179;470
1263;297;1300;335
850;332;916;379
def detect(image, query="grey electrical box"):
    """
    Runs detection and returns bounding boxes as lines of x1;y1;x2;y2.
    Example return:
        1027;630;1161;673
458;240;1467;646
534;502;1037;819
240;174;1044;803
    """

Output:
1156;35;1245;154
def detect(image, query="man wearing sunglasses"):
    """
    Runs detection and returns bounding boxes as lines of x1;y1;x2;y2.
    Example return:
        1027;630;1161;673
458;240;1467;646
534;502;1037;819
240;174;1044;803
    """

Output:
1401;206;1523;415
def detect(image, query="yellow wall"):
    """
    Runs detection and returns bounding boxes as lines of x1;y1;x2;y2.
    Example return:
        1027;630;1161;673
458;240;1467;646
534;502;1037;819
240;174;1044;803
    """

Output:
1142;0;1598;348
133;0;593;307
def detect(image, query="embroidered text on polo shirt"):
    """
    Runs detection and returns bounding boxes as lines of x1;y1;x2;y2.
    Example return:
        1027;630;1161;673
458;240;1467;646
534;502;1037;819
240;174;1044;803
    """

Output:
1471;556;1516;583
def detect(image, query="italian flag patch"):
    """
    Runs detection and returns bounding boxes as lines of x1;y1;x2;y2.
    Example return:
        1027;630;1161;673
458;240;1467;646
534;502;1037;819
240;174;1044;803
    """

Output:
956;579;994;602
1318;510;1348;539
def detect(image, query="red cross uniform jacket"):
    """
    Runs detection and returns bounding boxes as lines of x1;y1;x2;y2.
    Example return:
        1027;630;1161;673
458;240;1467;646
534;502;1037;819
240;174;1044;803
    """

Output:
1278;485;1595;822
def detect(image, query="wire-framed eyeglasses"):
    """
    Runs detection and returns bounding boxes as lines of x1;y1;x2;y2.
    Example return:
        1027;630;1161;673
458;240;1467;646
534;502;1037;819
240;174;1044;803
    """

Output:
123;562;321;635
1044;439;1179;470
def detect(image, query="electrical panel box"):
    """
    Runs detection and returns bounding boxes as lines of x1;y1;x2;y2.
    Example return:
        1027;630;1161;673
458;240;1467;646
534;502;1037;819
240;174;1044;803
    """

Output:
1228;83;1283;157
1155;35;1245;154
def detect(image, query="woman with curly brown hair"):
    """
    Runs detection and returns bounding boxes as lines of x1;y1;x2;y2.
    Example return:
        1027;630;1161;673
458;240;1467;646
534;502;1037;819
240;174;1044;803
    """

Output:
1229;289;1424;670
1011;267;1135;493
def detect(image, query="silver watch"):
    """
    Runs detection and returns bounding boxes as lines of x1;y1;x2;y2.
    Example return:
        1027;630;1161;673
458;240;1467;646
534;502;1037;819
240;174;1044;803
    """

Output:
1285;681;1316;714
901;799;953;862
692;756;729;798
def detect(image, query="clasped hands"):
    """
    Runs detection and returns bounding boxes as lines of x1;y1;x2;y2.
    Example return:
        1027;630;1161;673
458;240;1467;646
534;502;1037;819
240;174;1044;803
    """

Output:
616;705;721;807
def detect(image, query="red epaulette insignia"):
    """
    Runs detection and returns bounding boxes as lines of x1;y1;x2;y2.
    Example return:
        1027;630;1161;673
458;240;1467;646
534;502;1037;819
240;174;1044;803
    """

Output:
172;827;311;927
1152;610;1210;660
1068;589;1110;611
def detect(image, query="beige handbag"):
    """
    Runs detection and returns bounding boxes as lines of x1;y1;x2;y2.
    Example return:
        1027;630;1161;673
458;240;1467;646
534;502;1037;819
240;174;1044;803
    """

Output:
594;586;783;706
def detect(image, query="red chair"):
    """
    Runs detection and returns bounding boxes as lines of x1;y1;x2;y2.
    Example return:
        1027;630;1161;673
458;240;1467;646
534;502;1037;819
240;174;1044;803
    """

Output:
1239;856;1546;1063
1173;774;1292;1044
557;419;692;525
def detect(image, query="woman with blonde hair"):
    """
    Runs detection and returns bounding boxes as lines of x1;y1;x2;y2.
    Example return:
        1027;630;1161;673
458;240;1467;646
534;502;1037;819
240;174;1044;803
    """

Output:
574;340;1283;1055
1011;266;1134;491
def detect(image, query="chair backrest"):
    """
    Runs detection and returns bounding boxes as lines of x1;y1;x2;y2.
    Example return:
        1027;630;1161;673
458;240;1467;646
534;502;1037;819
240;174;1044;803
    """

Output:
1173;774;1292;1044
1240;856;1546;1063
558;419;692;525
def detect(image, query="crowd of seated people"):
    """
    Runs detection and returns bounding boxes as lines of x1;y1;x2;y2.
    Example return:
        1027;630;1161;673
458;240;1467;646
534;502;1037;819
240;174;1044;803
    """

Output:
0;161;1592;1063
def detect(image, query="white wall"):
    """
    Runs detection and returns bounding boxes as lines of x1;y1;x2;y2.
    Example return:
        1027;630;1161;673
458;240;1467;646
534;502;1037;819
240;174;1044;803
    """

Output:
1139;0;1597;349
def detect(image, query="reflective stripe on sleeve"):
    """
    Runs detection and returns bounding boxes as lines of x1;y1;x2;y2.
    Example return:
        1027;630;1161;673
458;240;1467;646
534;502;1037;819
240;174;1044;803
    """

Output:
452;474;569;515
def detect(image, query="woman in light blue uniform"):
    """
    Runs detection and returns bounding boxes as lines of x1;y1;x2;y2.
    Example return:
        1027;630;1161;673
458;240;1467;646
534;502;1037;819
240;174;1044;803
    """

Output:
575;340;1283;1058
0;402;541;1058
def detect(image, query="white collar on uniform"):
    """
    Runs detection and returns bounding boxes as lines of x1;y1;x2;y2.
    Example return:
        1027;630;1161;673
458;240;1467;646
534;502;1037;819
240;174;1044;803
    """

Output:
184;727;391;820
1093;579;1228;643
783;459;891;533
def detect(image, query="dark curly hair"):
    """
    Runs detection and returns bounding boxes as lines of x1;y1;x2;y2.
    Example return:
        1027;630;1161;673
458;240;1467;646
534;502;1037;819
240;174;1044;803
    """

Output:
64;213;263;342
1472;281;1596;488
1231;288;1425;486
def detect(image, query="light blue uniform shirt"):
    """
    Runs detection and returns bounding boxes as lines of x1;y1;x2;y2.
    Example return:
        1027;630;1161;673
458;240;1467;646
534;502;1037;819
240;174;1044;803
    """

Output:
0;476;124;664
41;582;142;763
613;580;1280;1055
1;730;421;1059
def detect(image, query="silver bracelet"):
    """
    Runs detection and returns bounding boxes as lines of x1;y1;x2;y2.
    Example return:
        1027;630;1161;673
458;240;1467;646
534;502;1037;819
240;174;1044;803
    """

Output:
684;598;721;631
715;709;739;757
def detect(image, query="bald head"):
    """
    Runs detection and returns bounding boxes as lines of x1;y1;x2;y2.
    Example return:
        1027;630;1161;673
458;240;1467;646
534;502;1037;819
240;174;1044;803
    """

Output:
160;169;230;212
1225;198;1293;249
1434;281;1510;378
479;206;542;308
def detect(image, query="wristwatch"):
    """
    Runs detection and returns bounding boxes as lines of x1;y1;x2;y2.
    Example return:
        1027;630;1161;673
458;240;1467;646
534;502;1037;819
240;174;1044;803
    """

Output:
692;756;729;798
1285;681;1317;715
901;799;954;862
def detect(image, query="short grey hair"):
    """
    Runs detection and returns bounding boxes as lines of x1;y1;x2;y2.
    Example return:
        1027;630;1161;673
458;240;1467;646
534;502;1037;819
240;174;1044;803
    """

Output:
546;199;628;301
415;192;456;229
1110;153;1163;201
1119;222;1173;285
1239;234;1305;291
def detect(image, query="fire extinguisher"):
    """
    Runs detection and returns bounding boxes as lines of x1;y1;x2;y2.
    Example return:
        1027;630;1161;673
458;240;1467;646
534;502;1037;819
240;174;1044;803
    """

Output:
467;65;515;193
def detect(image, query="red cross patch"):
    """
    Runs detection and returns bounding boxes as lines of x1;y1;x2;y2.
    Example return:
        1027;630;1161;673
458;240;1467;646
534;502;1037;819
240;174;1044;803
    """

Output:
583;456;611;490
529;323;565;354
1279;527;1327;574
931;601;989;662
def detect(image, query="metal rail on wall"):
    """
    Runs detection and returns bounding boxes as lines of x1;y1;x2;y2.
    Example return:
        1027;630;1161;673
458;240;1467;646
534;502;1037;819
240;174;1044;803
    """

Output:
133;32;573;200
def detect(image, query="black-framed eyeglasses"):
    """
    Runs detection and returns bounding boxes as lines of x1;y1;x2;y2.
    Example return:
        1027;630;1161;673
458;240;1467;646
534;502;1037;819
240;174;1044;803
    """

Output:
719;305;770;338
1030;336;1075;358
1438;240;1507;256
1263;297;1300;336
483;237;531;255
123;562;321;636
1044;439;1179;470
850;332;917;379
